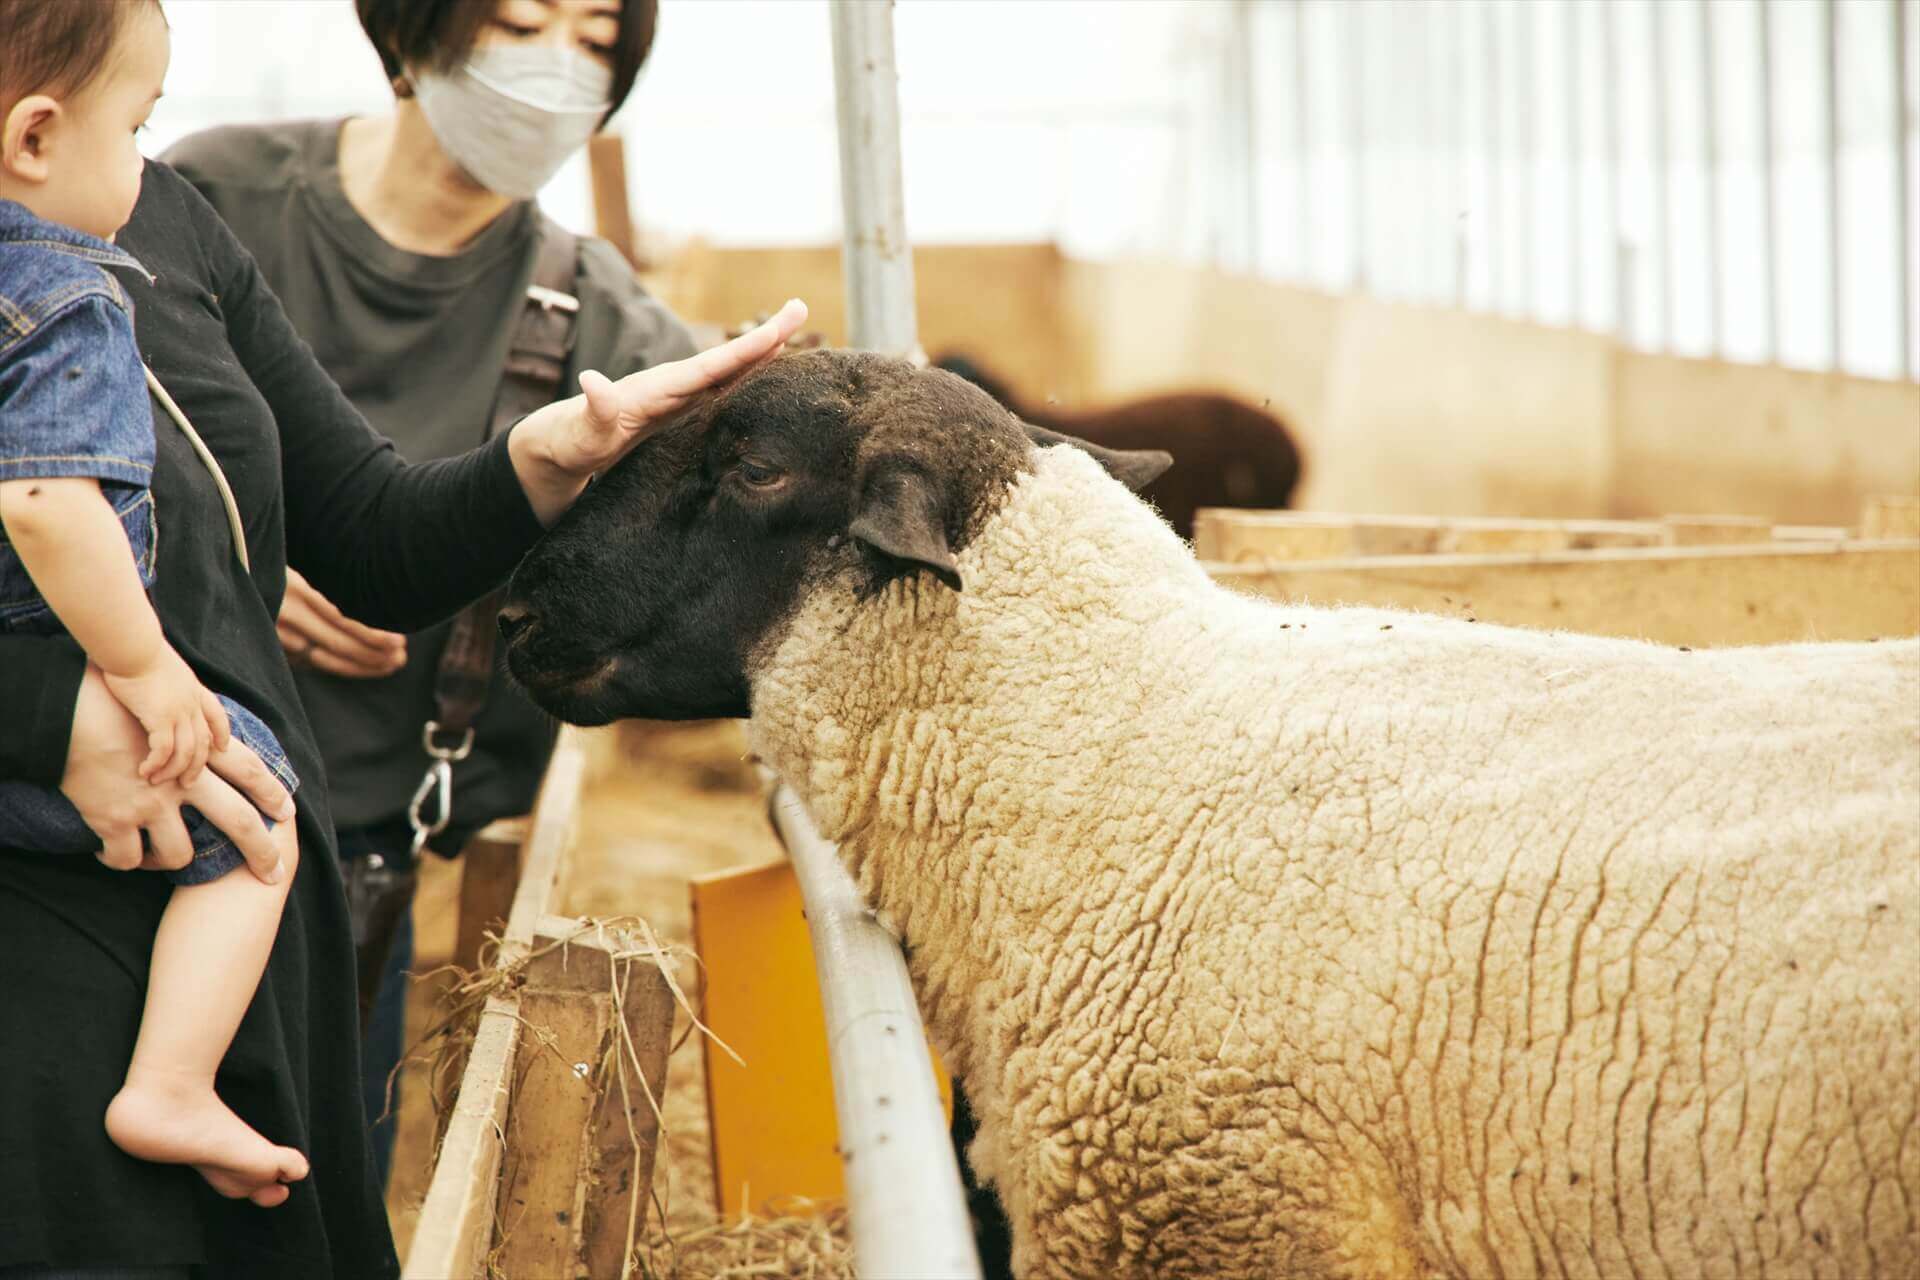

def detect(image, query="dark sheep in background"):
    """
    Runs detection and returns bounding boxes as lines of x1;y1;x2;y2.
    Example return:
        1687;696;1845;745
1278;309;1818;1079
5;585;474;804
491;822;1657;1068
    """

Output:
933;352;1302;541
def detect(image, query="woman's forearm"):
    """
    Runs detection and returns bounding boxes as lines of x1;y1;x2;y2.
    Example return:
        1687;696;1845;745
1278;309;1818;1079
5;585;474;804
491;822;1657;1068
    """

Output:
0;478;167;676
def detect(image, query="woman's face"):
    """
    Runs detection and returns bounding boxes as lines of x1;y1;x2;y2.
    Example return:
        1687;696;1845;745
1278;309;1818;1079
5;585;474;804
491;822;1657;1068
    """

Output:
475;0;621;68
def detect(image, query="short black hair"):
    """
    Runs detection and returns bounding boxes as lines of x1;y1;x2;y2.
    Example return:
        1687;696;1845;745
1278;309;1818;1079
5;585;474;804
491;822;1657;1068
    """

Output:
0;0;160;111
355;0;658;124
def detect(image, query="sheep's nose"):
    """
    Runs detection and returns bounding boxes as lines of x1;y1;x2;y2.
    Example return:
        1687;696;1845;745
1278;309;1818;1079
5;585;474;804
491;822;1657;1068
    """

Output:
497;604;538;643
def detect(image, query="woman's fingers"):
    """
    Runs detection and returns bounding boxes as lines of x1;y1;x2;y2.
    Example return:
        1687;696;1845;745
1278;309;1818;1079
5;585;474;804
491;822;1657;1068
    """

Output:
598;299;809;426
278;570;406;676
142;805;195;872
96;823;143;871
208;735;296;824
186;774;283;883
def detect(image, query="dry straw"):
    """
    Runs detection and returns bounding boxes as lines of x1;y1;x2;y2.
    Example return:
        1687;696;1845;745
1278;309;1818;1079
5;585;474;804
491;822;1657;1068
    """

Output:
399;917;853;1280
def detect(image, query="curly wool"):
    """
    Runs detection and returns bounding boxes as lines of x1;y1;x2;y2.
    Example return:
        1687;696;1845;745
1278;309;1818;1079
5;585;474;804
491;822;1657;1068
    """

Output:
749;445;1920;1280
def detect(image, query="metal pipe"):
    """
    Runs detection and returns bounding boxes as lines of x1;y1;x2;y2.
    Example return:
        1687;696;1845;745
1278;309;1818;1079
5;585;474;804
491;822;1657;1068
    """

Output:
1825;0;1844;369
1602;0;1626;339
1701;0;1722;355
1485;0;1503;310
1293;0;1314;281
771;787;982;1280
1517;0;1535;317
1758;0;1781;359
1453;0;1470;305
829;0;918;357
1348;0;1368;291
1567;0;1584;324
1652;0;1674;348
1894;0;1914;378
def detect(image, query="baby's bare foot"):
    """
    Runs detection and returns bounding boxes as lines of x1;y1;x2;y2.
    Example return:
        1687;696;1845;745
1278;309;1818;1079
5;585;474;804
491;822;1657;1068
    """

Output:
105;1070;309;1207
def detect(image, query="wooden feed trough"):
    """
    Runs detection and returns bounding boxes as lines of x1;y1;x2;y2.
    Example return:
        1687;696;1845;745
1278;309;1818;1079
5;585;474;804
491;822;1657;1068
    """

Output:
404;728;679;1280
1194;496;1920;648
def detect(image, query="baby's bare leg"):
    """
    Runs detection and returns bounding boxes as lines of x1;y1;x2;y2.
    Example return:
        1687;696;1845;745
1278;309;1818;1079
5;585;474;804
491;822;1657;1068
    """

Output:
104;824;310;1207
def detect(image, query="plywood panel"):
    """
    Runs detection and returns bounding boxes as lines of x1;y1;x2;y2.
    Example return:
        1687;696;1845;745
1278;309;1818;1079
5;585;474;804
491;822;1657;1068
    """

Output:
1612;352;1920;525
1207;542;1920;647
652;241;1088;403
1311;296;1617;517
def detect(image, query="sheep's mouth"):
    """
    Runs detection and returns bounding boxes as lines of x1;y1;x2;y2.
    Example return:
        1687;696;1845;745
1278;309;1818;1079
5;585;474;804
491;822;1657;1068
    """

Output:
505;644;622;722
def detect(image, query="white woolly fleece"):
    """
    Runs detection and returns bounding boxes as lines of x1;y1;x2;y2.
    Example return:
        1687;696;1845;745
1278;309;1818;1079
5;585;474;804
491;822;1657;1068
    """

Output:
750;445;1920;1280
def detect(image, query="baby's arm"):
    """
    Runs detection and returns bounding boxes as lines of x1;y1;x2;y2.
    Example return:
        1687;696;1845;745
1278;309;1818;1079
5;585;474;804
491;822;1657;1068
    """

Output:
0;477;229;781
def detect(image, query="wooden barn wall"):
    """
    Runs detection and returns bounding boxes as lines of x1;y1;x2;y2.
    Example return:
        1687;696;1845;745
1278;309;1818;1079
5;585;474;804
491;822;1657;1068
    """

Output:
650;244;1920;523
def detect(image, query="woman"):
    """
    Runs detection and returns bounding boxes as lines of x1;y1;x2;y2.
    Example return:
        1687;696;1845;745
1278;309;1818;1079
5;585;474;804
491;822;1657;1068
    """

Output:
162;0;692;1186
0;22;804;1274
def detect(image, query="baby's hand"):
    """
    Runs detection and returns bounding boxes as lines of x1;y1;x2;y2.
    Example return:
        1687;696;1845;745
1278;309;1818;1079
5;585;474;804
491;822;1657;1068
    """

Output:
103;648;234;785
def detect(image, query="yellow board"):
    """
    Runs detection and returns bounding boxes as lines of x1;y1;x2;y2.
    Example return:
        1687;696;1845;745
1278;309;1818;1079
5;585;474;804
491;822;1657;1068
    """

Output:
690;857;951;1216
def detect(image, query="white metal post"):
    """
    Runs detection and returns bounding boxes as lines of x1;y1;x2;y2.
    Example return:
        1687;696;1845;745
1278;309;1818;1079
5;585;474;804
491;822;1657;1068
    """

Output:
831;0;918;357
772;789;981;1280
1759;0;1781;360
1825;0;1845;369
1701;0;1722;356
819;7;981;1277
1895;0;1914;379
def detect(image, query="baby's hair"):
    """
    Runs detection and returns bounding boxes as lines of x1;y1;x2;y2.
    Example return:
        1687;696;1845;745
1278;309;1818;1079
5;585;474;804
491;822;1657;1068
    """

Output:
0;0;162;112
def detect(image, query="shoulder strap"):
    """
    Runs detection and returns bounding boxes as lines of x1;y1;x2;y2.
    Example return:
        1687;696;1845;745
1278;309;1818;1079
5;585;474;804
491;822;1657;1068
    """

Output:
144;364;250;573
430;221;583;750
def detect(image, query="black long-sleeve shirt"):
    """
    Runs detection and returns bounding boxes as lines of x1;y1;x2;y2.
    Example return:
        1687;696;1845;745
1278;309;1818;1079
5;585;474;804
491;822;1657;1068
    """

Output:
0;162;546;1276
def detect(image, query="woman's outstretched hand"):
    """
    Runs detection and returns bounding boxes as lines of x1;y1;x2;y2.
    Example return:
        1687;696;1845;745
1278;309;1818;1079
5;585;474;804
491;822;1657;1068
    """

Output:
507;299;808;526
61;666;297;883
277;568;407;679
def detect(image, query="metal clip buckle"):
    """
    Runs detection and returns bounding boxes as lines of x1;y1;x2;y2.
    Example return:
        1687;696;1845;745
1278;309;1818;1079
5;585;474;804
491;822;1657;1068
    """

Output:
407;759;453;857
408;721;473;856
422;720;476;762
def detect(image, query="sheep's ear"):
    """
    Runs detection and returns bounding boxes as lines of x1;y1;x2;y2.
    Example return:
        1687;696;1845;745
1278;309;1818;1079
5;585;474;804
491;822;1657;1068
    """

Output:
848;461;963;592
1021;422;1172;492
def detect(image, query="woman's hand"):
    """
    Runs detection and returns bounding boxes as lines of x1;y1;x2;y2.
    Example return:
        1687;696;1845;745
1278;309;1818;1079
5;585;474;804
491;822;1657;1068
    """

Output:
61;666;297;883
278;568;408;678
507;299;808;526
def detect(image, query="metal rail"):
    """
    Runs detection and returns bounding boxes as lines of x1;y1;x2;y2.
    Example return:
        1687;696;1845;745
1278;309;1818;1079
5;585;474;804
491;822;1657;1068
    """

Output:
815;5;982;1278
771;787;981;1280
830;0;918;359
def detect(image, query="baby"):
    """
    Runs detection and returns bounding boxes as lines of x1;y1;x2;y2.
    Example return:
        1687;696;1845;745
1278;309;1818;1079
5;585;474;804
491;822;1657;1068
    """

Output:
0;0;308;1207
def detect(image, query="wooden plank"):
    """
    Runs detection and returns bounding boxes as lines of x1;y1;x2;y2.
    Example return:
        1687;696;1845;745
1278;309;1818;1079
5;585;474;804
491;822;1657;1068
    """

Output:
1864;495;1920;540
453;816;529;974
579;929;678;1280
1206;541;1920;648
403;730;591;1280
1771;524;1849;544
587;133;637;268
1660;513;1773;546
1193;509;1664;563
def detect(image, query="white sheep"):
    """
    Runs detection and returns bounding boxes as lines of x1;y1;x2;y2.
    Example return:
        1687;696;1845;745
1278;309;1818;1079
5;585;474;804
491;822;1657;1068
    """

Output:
503;352;1920;1279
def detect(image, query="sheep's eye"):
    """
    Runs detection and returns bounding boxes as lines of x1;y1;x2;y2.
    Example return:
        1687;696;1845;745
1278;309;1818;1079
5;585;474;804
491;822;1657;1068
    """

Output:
736;459;786;489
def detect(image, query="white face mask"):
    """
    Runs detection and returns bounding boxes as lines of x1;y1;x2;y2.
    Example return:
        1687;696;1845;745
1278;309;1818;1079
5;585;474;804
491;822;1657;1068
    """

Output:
411;45;614;200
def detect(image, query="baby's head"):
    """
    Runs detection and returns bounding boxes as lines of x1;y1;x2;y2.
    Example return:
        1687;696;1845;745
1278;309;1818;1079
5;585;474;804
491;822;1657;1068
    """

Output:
0;0;169;240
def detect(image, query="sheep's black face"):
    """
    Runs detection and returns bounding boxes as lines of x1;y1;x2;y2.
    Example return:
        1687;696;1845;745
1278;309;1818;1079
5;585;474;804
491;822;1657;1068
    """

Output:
501;350;1169;724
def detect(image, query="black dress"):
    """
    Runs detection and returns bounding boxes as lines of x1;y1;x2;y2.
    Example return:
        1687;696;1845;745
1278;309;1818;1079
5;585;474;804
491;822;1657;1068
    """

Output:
0;162;547;1276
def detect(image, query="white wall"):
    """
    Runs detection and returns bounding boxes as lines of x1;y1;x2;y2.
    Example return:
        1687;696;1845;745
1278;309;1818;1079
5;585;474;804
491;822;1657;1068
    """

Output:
144;0;1918;381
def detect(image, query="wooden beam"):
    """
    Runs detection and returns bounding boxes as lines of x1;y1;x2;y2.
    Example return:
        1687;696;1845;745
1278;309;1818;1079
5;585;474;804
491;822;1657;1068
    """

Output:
404;731;590;1280
1192;509;1664;563
1206;541;1920;647
1660;513;1774;546
453;816;529;974
588;133;638;269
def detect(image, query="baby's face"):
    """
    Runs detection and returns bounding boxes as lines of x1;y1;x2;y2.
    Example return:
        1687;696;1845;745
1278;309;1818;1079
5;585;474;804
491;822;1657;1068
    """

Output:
44;3;170;241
